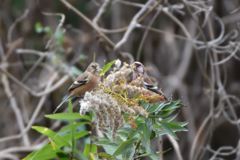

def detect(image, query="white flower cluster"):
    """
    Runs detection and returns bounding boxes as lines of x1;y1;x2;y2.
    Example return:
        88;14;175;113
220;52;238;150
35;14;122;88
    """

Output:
114;59;121;69
103;62;131;87
80;91;126;140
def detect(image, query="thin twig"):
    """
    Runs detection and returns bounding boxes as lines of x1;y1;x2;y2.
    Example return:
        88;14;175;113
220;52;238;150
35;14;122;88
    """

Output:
93;0;111;26
136;6;162;61
60;0;115;47
0;67;69;97
0;73;57;144
114;0;154;51
2;74;30;146
167;135;183;160
8;9;29;43
42;12;65;49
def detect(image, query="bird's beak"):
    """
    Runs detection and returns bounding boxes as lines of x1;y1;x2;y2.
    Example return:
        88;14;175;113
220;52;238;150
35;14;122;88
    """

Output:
130;64;136;71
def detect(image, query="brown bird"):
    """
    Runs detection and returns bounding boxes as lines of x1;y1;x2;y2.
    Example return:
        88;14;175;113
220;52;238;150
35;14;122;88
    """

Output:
132;61;168;102
52;62;101;115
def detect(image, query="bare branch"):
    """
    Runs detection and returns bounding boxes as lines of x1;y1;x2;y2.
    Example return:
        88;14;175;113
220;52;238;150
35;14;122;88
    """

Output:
42;12;65;49
1;74;30;146
8;9;29;43
114;0;154;51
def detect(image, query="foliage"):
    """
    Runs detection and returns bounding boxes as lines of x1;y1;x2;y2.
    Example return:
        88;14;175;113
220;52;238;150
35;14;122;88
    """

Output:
24;61;187;160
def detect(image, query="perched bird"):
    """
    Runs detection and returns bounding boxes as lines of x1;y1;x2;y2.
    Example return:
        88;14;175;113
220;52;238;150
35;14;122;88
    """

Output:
131;61;168;102
52;62;101;115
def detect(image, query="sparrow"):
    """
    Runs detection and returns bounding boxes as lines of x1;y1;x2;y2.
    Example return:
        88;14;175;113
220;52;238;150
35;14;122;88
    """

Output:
52;62;101;115
131;61;168;101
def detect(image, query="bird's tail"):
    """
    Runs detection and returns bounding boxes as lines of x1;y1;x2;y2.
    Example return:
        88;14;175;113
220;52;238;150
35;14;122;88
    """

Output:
52;93;73;115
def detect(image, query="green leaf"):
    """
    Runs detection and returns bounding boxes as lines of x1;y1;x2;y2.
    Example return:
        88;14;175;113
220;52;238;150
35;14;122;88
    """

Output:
134;93;141;99
159;121;178;139
69;131;89;141
100;60;116;76
59;122;89;133
93;136;109;141
117;127;131;139
146;103;160;113
55;29;64;46
76;150;88;160
24;152;60;160
24;131;89;159
68;100;76;158
89;110;95;121
165;122;188;132
32;126;71;148
122;145;136;160
84;144;97;159
141;101;149;109
118;127;131;135
142;123;157;157
43;26;52;37
147;102;165;113
53;131;89;142
45;113;91;121
115;136;124;145
93;53;96;62
162;100;182;111
95;141;119;148
23;144;55;160
56;151;69;160
98;152;116;159
155;110;175;118
156;122;187;137
156;130;168;136
113;137;138;156
135;116;145;124
35;22;43;33
117;132;129;141
175;121;189;127
28;141;58;160
128;123;143;138
161;112;179;122
149;147;160;159
134;148;171;158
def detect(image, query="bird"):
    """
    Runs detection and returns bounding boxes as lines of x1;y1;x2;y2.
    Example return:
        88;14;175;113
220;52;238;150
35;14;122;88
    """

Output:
52;62;101;115
131;61;168;102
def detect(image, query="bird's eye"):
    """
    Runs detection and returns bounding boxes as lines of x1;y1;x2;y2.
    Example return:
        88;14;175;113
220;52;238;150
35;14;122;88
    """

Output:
91;65;94;68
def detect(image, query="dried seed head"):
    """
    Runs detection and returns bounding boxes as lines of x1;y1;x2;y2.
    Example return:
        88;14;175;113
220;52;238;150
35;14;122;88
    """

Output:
80;91;126;140
103;62;132;87
113;84;151;95
115;59;121;69
129;75;144;86
128;116;137;129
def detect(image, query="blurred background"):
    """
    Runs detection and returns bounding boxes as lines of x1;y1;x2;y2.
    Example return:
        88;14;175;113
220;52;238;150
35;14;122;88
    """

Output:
1;0;240;159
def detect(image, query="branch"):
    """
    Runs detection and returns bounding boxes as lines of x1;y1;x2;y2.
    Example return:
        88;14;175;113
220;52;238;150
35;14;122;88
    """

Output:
114;0;154;51
1;74;30;146
8;9;29;43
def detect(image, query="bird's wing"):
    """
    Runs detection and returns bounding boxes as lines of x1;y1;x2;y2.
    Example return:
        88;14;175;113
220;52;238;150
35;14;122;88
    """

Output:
144;77;168;100
68;72;89;92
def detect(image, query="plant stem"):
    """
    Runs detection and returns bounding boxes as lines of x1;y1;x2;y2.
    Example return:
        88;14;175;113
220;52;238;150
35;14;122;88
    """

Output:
89;121;94;160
